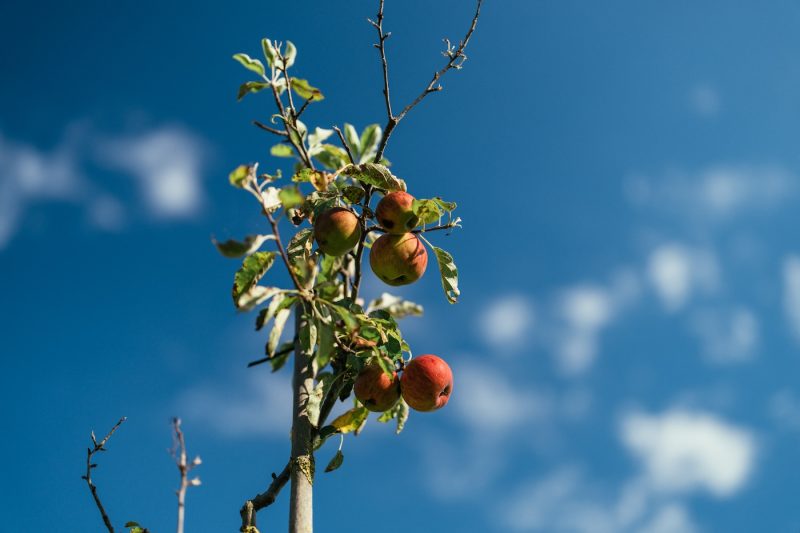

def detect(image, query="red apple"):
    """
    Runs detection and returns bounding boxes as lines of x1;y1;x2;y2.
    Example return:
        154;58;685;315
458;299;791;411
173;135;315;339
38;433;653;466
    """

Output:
354;358;401;412
369;232;427;286
400;354;453;412
375;191;419;234
313;207;361;256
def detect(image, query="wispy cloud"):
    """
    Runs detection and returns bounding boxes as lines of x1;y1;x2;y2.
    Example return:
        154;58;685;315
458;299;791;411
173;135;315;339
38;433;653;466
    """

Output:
620;408;756;497
689;306;759;364
0;123;208;250
689;83;720;117
478;294;535;352
646;244;719;312
782;255;800;341
769;389;800;432
97;126;207;218
176;371;292;438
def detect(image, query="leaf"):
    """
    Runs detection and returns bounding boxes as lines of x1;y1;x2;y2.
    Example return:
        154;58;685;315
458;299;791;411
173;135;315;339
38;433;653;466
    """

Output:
262;38;279;68
284;40;297;68
278;185;304;210
366;292;423;319
229;164;255;188
269;341;293;372
268;307;292;356
342;163;406;192
326;302;359;333
412;199;442;225
358;124;382;163
237;81;271;101
330;406;369;434
256;292;287;330
232;252;277;309
343;124;361;159
293;168;332;191
342;185;365;204
325;450;344;473
237;285;283;312
314;145;349;170
299;314;317;354
307;128;334;154
395;399;409;434
213;234;275;258
232;53;266;77
290;78;324;101
271;144;295;158
316;318;335;369
420;238;460;304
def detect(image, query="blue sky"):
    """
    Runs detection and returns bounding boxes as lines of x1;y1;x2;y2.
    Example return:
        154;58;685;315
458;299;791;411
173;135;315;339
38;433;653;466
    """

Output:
3;1;800;531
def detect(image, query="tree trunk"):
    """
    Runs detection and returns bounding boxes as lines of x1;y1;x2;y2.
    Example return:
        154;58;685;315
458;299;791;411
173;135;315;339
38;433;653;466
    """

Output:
289;304;314;533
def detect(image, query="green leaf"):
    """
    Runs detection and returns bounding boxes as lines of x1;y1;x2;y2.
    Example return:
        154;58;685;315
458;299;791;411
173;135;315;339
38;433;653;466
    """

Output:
287;228;315;284
284;41;297;68
213;234;275;258
316;317;335;369
307;128;334;154
256;292;289;330
412;199;443;225
343;124;361;160
395;399;409;434
232;252;277;309
268;307;292;356
290;78;324;101
232;53;266;77
366;292;424;319
313;145;349;170
269;341;293;372
325;450;344;473
342;185;365;204
330;406;369;434
237;81;271;101
420;237;460;304
326;302;359;333
342;163;406;192
278;185;304;210
262;38;279;68
229;164;254;188
358;124;382;163
299;314;317;354
271;144;295;158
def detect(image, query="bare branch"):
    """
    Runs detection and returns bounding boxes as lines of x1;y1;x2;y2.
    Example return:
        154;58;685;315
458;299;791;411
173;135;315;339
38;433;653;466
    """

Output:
253;120;289;137
247;343;295;368
372;0;484;163
333;126;357;165
239;462;292;532
171;418;200;533
82;417;127;533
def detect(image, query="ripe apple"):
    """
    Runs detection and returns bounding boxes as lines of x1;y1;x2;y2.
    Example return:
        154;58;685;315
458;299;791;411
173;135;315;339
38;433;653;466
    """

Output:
313;207;361;256
354;358;401;412
369;232;428;286
400;354;453;412
375;191;419;233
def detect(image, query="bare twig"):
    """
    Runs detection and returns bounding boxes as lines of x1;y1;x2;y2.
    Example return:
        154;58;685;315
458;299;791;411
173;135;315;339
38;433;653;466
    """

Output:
82;417;127;533
267;206;305;293
412;221;461;234
247;342;296;368
295;97;314;119
171;418;201;533
350;187;373;301
253;120;289;137
371;0;484;162
239;462;292;532
333;126;357;165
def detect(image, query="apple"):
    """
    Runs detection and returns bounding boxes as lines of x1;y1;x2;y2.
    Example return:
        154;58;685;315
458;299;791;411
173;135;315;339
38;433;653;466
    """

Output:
354;358;401;412
400;354;453;412
375;191;419;234
313;207;361;256
369;232;428;286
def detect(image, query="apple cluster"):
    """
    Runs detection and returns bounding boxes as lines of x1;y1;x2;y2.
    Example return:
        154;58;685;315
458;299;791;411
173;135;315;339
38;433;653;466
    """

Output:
353;354;453;413
312;191;428;286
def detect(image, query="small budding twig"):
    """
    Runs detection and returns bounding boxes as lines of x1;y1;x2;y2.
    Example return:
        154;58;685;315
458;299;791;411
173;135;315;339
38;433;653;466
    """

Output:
171;418;201;533
253;120;288;137
82;417;127;533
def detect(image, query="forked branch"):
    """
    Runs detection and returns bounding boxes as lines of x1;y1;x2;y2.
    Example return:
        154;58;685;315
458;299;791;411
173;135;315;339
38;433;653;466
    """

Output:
370;0;484;162
82;417;127;533
171;418;201;533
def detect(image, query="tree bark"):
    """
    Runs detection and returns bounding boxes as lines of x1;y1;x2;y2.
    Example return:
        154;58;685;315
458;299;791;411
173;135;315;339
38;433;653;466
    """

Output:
289;304;314;533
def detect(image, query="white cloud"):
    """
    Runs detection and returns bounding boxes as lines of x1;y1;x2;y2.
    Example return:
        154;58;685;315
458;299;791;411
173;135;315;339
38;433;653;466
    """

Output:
98;127;206;218
554;285;615;374
769;389;800;432
689;83;720;117
636;503;699;533
647;244;719;312
626;165;796;221
783;255;800;340
177;371;292;438
620;409;756;497
497;469;698;533
479;294;534;350
453;360;552;433
689;306;759;363
0;130;85;248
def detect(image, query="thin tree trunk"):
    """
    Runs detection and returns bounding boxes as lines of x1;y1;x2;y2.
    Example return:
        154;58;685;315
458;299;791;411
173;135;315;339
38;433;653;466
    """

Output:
289;304;314;533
